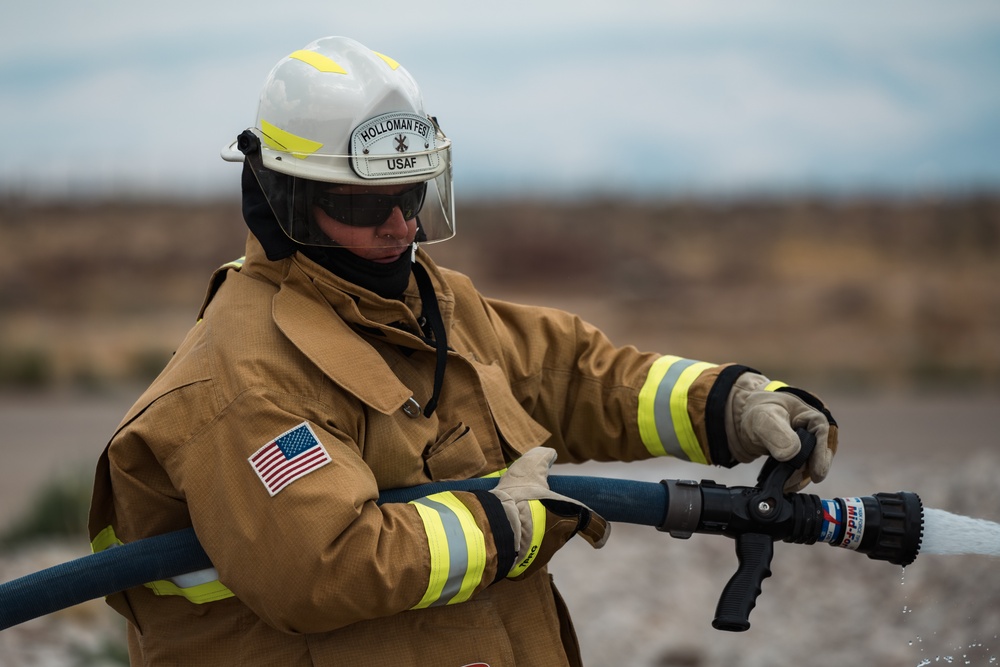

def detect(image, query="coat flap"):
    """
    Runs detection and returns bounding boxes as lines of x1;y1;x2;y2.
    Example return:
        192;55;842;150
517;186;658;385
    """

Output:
273;263;413;415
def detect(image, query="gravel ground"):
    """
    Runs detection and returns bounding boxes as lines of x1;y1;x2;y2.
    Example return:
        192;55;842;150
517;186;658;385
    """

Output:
1;391;998;666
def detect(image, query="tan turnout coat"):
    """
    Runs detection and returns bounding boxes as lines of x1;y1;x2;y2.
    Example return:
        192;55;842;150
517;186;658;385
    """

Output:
90;234;722;666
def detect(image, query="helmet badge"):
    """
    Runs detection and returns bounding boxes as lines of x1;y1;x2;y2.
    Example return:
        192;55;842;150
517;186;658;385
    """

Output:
350;111;440;180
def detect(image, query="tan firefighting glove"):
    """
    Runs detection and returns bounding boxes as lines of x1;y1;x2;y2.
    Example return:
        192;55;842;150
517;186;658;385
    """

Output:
725;372;838;491
490;447;610;580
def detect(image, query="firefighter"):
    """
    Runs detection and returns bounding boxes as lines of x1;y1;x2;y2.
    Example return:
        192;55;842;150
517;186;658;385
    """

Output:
88;36;838;666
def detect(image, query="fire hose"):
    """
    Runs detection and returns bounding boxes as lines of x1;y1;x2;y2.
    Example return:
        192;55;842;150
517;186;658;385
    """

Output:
0;430;922;633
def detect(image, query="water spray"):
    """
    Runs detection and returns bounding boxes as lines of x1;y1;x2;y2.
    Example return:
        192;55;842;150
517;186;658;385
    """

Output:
0;431;926;632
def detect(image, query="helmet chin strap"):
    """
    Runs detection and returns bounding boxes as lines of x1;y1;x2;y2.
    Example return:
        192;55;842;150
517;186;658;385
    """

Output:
412;260;447;418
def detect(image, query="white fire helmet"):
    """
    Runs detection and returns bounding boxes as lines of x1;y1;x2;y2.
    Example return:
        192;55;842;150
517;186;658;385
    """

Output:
221;36;454;249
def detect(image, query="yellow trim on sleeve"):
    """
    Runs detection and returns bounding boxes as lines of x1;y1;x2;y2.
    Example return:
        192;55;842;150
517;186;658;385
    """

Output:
507;499;546;578
144;578;235;604
410;501;450;609
409;491;488;608
426;492;486;604
90;524;122;553
91;524;234;604
671;361;713;464
765;380;789;392
637;355;676;457
638;355;712;464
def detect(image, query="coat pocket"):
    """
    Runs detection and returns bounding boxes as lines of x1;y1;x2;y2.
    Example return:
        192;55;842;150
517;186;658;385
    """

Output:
424;422;488;480
474;361;551;459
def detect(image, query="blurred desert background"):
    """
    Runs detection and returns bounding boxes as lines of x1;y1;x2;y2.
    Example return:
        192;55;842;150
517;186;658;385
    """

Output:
4;194;999;390
1;193;998;666
4;0;1000;662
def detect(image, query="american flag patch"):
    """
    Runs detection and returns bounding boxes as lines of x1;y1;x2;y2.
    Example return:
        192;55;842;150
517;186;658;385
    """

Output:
249;422;331;496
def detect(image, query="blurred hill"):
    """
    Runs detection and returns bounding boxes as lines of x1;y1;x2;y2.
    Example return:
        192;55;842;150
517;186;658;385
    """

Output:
1;194;998;393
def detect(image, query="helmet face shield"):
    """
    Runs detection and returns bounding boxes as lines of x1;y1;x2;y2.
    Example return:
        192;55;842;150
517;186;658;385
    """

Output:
241;130;455;249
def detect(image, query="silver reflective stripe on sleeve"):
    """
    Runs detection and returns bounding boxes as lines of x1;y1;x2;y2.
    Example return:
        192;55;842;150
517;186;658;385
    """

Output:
170;567;221;588
409;492;487;608
412;496;469;606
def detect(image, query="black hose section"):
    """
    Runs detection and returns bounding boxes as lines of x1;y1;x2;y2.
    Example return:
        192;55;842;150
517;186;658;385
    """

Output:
0;527;211;632
0;476;667;631
377;475;669;528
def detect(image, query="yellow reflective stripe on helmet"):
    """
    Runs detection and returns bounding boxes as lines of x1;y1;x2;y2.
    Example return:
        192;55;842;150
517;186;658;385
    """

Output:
410;492;487;608
765;380;789;392
373;51;401;70
506;499;546;579
259;119;324;159
638;355;712;464
91;525;234;604
289;49;348;74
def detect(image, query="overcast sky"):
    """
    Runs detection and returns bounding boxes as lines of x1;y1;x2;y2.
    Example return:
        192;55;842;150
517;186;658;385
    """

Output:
2;1;999;199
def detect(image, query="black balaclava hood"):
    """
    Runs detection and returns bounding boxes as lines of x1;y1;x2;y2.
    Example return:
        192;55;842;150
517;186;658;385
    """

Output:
241;159;296;261
241;160;413;299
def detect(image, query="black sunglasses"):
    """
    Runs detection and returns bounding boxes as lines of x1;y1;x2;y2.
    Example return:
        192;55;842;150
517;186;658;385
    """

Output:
313;182;427;228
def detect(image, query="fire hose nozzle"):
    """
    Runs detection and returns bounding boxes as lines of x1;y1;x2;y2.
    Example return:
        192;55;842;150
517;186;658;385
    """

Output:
870;491;924;566
830;491;923;567
657;430;925;631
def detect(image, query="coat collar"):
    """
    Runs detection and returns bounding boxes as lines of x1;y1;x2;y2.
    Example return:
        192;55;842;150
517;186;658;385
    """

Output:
242;236;454;415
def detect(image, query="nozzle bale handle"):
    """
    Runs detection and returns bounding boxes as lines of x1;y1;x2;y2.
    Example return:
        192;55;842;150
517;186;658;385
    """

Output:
710;428;817;632
712;533;773;632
